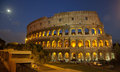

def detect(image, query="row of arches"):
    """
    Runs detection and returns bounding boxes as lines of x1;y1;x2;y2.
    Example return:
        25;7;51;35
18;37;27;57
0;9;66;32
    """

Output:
36;39;109;48
52;52;115;62
27;28;103;40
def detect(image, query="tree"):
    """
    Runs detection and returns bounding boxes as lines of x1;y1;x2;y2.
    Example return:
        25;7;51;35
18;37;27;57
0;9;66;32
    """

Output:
113;43;120;63
5;43;18;49
4;42;51;64
0;38;5;50
25;43;50;64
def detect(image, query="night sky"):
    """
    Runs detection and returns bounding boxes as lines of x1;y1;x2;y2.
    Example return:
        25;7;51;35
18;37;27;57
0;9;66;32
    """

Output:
0;0;120;43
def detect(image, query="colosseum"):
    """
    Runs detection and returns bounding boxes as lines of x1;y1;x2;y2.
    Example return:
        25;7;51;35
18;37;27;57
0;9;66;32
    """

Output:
26;11;115;62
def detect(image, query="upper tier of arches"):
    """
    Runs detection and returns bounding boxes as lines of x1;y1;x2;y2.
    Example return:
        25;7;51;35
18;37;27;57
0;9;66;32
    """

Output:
26;27;103;41
27;11;103;34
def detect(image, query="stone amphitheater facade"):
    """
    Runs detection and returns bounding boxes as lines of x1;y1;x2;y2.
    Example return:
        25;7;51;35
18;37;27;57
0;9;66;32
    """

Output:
26;11;115;62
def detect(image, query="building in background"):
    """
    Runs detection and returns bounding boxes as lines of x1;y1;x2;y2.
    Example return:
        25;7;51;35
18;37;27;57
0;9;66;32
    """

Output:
26;11;115;62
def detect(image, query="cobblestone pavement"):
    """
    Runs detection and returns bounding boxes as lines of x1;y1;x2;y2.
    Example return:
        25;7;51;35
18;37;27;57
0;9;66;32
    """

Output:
0;60;8;72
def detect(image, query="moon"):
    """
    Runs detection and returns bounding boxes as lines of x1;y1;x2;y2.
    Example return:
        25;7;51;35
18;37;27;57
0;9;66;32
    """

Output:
6;9;11;13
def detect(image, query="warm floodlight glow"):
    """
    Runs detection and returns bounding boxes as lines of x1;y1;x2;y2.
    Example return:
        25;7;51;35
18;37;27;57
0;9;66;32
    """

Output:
25;38;28;41
25;38;28;43
71;40;76;48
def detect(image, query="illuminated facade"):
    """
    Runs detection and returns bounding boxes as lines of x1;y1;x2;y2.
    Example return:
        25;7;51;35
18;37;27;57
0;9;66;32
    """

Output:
26;11;114;62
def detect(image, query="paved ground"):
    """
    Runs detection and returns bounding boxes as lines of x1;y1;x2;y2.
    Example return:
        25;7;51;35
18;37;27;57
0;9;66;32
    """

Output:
36;64;55;72
42;64;83;72
0;60;8;72
43;69;83;72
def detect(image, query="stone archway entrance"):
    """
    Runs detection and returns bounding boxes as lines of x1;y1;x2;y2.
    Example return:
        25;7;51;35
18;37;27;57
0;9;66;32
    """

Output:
58;52;63;61
71;53;76;59
52;52;57;62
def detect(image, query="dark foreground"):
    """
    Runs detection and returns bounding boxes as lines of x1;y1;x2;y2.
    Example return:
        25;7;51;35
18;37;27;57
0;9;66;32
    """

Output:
0;60;8;72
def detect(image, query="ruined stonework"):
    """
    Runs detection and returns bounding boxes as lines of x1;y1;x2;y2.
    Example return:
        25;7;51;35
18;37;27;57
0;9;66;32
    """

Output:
26;11;115;62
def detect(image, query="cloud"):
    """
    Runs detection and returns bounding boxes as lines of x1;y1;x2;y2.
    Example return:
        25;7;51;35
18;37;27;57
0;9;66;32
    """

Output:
0;29;25;43
111;0;120;27
103;14;112;22
114;0;120;20
103;0;120;28
102;0;120;43
11;21;21;26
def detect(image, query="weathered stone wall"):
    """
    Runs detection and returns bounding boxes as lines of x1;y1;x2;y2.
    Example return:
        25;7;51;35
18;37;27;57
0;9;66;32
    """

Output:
27;11;103;34
26;11;114;62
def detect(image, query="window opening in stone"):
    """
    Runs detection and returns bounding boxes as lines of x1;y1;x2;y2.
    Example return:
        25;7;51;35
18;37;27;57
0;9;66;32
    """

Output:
72;17;74;20
99;40;103;47
78;29;82;34
85;40;90;47
71;40;76;48
85;17;88;20
78;40;83;47
65;29;69;35
71;29;76;35
105;40;109;47
58;29;62;36
85;28;89;35
64;40;69;48
59;18;62;22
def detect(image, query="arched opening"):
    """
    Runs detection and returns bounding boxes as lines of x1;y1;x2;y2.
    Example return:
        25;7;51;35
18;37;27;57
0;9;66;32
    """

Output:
86;52;91;61
99;40;103;47
92;40;97;47
65;52;69;59
33;34;35;38
71;40;76;48
71;29;76;35
99;52;103;59
85;17;88;20
47;31;51;36
64;39;69;48
47;41;50;48
85;28;89;35
42;41;45;47
36;33;38;38
58;52;63;60
58;40;62;47
106;53;110;61
52;52;56;61
65;29;69;35
35;42;38;44
78;53;83;61
78;28;82;34
98;28;102;34
31;34;33;39
58;29;62;36
91;28;96;35
52;40;56;48
93;52;97;61
52;30;56;36
43;31;46;37
105;40;109;47
32;34;34;39
111;53;115;59
71;53;76;59
85;40;90;47
39;42;41;45
39;32;42;37
78;40;83;47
